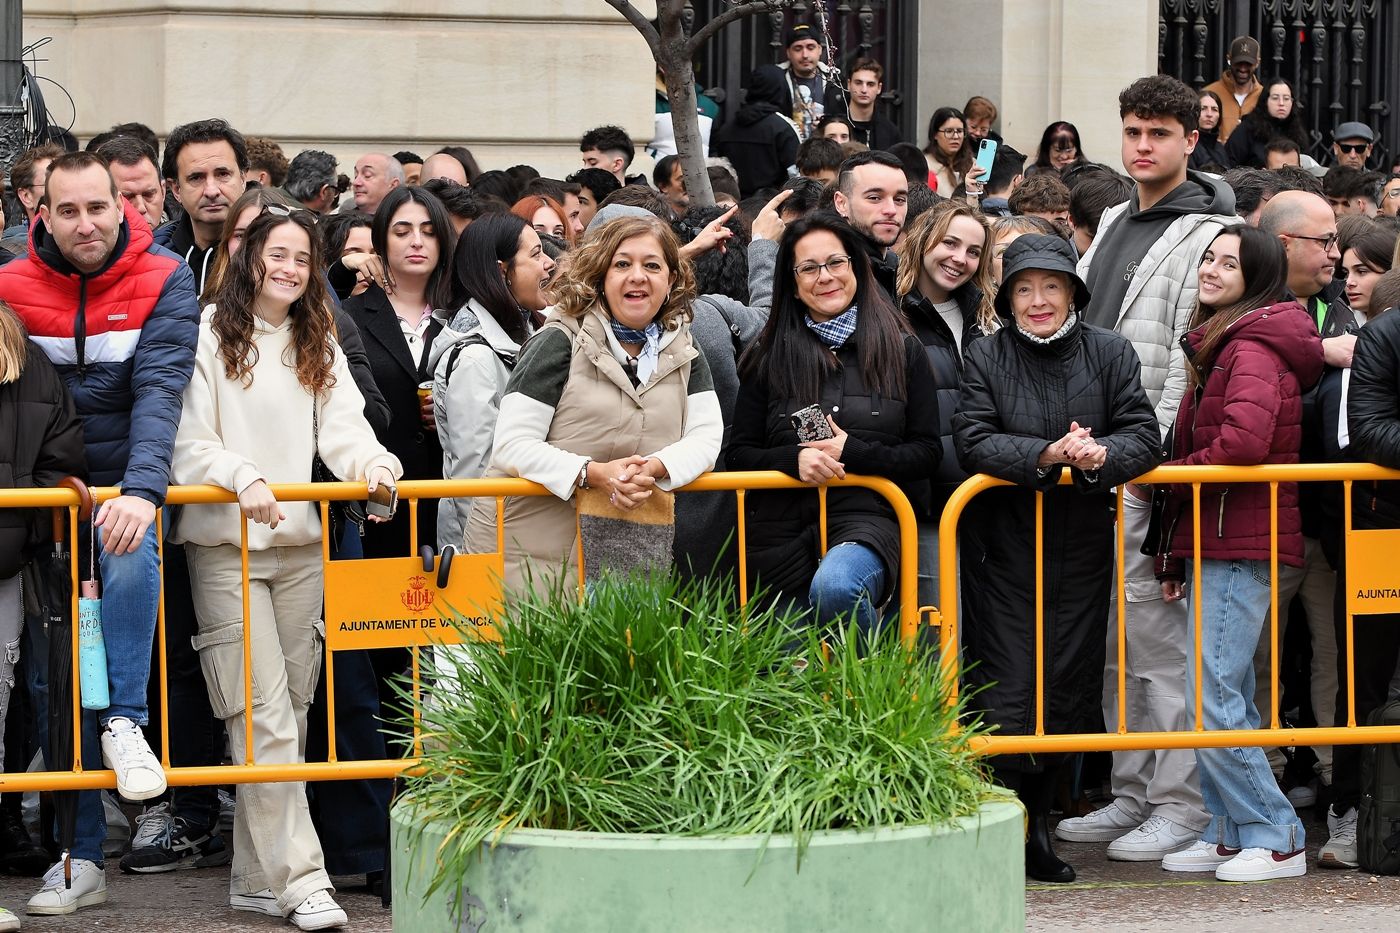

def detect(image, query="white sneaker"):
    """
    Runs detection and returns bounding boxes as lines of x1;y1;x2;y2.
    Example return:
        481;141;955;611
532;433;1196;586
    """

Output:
26;858;107;915
1107;814;1199;861
290;889;347;931
1319;806;1359;869
0;906;19;931
1161;839;1241;872
1054;800;1143;842
230;887;281;917
1216;846;1307;881
1285;781;1317;808
100;718;166;801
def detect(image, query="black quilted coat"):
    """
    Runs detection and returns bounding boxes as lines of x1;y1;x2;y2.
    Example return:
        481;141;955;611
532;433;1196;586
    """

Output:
951;316;1161;768
726;333;941;608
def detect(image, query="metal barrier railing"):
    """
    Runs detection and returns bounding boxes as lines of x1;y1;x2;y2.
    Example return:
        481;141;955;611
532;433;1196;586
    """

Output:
937;462;1400;756
0;471;920;791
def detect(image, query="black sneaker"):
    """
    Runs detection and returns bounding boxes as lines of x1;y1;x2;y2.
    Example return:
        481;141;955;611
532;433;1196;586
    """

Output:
119;816;231;874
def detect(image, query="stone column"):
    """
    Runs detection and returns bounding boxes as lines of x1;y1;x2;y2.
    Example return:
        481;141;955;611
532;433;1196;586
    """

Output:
916;0;1158;172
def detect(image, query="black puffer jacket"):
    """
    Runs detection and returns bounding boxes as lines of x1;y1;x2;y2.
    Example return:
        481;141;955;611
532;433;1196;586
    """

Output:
0;341;87;578
1345;308;1400;532
726;333;940;606
1189;128;1232;170
901;286;985;517
951;316;1160;764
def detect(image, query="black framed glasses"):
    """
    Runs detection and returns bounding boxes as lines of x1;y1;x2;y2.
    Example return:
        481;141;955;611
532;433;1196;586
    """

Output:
1285;231;1339;251
794;255;852;280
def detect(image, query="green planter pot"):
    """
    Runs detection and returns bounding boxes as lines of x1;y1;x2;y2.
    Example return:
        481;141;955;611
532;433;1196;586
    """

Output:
390;797;1025;932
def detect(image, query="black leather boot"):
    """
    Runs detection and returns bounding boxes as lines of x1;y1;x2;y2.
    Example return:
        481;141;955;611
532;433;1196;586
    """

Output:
1023;771;1075;884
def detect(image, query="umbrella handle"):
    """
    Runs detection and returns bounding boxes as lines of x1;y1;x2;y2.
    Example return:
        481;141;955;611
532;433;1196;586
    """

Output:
50;477;94;544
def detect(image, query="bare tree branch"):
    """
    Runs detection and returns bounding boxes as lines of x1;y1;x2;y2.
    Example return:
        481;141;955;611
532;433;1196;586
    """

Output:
601;0;662;58
685;0;784;56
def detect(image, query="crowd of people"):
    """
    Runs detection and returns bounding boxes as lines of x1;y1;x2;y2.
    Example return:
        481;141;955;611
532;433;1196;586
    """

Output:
2;21;1400;928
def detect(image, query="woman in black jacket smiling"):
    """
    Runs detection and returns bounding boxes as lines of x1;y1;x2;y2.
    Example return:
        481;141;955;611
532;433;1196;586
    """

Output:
727;213;940;640
953;234;1160;884
894;202;996;608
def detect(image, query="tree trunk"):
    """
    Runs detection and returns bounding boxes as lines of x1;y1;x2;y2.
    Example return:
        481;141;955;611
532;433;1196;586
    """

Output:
657;15;715;208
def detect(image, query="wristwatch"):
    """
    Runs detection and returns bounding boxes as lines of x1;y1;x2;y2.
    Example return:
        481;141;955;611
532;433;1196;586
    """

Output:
578;457;593;489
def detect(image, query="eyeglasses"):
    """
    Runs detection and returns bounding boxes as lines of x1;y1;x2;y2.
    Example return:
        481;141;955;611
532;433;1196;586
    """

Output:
1285;231;1339;251
1337;142;1370;155
938;128;965;138
263;203;318;224
794;255;852;280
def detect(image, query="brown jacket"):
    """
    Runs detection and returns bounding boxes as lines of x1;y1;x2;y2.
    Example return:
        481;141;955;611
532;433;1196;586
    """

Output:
1202;71;1262;143
464;306;722;593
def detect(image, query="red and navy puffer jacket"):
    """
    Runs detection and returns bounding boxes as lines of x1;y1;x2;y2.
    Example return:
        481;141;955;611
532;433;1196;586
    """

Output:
0;198;199;504
1157;300;1323;574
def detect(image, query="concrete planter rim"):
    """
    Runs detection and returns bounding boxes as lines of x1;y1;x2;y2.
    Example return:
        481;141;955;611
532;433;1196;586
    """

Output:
394;793;1022;850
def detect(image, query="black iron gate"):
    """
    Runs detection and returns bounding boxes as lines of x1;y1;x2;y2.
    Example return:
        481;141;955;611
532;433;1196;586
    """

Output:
1159;0;1398;168
684;1;920;143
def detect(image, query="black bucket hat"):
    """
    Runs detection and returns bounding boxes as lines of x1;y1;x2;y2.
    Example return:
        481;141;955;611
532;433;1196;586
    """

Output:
994;234;1092;319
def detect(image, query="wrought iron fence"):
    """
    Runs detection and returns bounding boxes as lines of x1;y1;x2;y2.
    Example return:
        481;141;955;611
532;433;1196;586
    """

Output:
684;0;920;143
1160;0;1397;169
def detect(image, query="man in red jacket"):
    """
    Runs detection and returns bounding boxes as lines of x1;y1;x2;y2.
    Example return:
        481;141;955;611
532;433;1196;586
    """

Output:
0;151;199;915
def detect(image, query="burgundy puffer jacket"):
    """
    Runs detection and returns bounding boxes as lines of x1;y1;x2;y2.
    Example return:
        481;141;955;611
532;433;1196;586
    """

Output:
1157;300;1323;576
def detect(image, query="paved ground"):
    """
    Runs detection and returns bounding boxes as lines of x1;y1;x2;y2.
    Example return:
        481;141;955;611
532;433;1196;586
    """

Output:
0;804;1385;931
1027;806;1400;932
0;866;391;932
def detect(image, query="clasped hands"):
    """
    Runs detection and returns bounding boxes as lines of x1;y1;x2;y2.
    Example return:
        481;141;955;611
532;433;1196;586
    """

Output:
587;456;668;511
1038;421;1108;472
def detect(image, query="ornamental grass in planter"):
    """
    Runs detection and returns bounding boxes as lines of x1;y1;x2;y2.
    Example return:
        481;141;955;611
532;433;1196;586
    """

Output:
394;574;1021;931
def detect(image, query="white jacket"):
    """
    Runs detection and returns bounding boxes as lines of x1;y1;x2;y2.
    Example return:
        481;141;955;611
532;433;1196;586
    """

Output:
428;299;524;550
1077;203;1237;435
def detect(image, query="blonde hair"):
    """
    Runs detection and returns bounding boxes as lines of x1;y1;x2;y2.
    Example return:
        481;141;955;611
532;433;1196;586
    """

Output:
895;202;998;334
0;302;27;384
552;215;696;330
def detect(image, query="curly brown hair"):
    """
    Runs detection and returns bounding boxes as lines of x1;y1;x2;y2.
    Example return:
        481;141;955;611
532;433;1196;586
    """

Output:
552;215;696;330
208;211;337;396
1119;74;1200;133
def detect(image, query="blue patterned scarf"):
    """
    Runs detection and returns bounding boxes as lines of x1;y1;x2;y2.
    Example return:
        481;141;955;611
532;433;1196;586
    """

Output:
804;306;858;349
610;319;664;385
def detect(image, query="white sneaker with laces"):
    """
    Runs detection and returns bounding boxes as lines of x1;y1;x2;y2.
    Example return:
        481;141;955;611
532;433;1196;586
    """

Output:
100;717;166;801
1216;846;1307;881
1053;800;1143;842
1106;814;1198;861
1319;806;1359;869
230;887;281;917
26;858;107;915
291;889;347;931
0;905;18;931
1161;839;1241;872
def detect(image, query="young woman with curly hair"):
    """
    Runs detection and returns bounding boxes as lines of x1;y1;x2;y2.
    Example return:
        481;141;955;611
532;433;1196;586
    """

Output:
172;208;401;930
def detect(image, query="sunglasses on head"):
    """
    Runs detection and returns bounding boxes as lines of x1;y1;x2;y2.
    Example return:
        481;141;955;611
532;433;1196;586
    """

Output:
1337;142;1369;155
263;203;317;224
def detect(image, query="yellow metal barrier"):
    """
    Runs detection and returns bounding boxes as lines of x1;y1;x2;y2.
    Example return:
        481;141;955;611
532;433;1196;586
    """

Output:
938;462;1400;756
0;471;920;792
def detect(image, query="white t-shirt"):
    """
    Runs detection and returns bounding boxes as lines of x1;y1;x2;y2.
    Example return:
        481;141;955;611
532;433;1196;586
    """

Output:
934;299;964;353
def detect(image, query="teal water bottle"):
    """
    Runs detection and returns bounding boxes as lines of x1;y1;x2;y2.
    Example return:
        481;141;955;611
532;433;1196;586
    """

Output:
78;577;109;710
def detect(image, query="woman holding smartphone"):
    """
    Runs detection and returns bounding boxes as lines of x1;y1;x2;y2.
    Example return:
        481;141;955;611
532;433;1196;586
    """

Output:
727;213;940;638
173;209;401;929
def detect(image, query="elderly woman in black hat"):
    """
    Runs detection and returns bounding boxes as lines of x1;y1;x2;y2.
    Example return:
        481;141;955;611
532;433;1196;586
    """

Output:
952;234;1161;884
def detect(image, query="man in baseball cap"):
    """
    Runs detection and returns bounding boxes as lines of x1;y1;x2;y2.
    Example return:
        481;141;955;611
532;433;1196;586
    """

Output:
773;22;845;140
1332;121;1375;170
1203;36;1263;143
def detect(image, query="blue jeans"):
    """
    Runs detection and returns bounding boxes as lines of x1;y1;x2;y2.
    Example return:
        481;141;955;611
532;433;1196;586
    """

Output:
808;542;888;640
1187;559;1305;853
95;524;161;725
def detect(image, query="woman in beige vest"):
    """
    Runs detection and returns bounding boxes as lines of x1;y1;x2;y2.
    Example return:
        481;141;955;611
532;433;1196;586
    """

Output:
466;215;723;593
